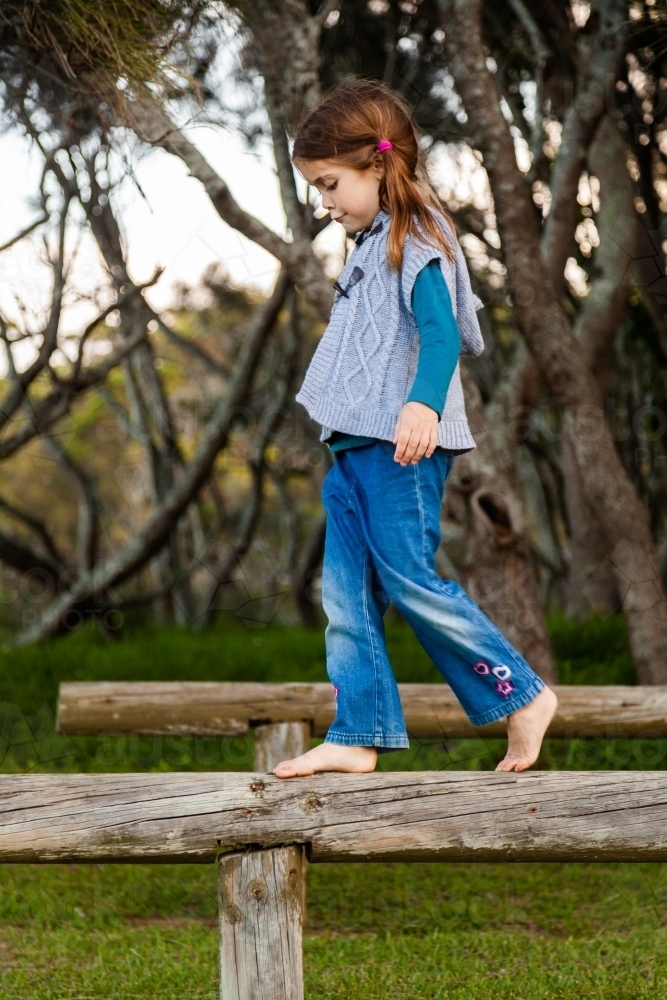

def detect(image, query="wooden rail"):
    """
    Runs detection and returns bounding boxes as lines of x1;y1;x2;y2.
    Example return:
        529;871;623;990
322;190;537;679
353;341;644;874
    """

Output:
5;770;667;999
57;681;667;739
48;682;667;997
2;771;667;864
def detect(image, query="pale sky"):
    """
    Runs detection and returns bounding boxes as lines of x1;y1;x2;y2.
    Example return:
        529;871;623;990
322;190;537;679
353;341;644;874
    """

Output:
0;103;358;380
0;118;344;331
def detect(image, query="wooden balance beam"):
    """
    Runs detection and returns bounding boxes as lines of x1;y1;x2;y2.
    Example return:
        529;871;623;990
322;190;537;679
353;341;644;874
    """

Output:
56;681;667;771
2;771;667;999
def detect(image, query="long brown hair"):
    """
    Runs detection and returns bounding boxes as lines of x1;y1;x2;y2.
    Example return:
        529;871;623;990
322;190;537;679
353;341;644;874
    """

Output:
292;79;455;270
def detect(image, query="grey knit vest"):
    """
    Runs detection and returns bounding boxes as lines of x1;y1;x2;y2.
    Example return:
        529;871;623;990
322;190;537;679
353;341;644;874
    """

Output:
295;207;484;452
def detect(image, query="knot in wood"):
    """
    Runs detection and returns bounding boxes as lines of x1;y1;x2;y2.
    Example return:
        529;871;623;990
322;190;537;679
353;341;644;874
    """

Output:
300;793;323;813
249;780;265;793
288;867;299;890
248;878;268;904
224;902;242;925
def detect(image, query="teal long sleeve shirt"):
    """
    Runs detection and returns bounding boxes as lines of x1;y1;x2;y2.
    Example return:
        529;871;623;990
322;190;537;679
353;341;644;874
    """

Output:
325;258;461;452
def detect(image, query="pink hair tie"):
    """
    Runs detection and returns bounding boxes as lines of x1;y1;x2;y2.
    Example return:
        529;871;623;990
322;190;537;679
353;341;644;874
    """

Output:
376;140;393;152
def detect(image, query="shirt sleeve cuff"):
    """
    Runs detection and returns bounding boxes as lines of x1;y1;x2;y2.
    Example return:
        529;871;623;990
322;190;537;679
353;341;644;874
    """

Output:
405;378;445;418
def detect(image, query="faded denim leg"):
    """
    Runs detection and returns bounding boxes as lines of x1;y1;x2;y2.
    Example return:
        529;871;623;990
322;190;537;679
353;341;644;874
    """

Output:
321;451;410;752
344;441;545;729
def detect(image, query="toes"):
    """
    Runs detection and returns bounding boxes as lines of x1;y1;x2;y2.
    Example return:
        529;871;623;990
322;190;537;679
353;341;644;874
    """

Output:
496;755;534;772
273;765;297;778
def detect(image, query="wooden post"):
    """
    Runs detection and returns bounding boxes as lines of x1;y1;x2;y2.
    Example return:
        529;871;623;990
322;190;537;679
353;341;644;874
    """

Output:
252;724;312;931
218;844;305;1000
253;722;311;772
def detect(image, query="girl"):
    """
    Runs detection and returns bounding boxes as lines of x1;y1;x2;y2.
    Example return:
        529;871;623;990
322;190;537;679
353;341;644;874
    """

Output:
273;80;557;779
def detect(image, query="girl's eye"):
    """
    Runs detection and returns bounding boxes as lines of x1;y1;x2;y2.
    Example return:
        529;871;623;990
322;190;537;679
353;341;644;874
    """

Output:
325;181;338;192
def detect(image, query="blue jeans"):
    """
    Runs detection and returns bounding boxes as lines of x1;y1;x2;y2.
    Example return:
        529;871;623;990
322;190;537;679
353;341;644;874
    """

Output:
320;440;545;753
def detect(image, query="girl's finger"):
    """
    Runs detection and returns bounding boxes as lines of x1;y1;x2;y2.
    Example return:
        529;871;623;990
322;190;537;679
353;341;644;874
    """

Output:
401;427;422;465
397;430;414;464
412;428;431;463
394;424;411;462
425;427;438;458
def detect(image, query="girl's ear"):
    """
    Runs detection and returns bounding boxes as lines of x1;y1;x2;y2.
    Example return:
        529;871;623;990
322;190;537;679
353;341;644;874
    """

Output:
371;153;384;179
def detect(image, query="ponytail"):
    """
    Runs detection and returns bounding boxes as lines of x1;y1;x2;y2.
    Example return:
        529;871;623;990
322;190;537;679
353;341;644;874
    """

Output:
292;79;455;270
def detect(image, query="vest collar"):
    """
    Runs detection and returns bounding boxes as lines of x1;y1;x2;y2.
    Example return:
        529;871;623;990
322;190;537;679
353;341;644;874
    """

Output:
354;209;390;246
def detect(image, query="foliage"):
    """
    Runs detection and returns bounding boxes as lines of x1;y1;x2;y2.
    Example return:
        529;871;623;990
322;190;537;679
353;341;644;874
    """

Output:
0;0;210;114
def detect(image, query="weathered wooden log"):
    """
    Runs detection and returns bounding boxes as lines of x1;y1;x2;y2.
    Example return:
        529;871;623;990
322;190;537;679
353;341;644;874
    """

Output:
219;845;304;1000
254;722;311;772
56;681;667;739
1;771;667;864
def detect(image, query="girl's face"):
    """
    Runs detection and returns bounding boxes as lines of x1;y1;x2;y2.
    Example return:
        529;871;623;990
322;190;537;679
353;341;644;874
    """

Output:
295;158;383;234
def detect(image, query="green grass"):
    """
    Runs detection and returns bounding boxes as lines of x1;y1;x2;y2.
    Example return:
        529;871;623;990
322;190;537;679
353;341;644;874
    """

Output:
0;608;636;712
1;613;665;998
0;860;666;998
548;613;636;686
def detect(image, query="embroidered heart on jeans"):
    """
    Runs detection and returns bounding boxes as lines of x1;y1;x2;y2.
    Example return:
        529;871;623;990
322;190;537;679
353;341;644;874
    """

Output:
473;661;490;675
492;665;512;681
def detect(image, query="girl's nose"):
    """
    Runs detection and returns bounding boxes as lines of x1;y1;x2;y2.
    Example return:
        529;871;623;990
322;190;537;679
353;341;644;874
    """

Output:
321;192;335;211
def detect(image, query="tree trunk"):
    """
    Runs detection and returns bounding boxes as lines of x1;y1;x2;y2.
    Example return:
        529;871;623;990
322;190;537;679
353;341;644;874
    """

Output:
447;364;558;683
441;0;667;684
563;114;636;617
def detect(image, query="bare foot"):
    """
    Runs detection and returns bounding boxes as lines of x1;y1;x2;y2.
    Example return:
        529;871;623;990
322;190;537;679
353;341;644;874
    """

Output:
272;742;378;778
496;686;558;773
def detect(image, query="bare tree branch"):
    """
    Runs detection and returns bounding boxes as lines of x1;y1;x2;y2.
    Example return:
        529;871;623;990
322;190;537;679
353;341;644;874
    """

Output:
44;434;101;572
0;528;62;580
124;92;333;323
315;0;339;28
150;311;231;377
194;281;300;630
291;511;326;628
506;0;551;180
0;496;66;568
540;0;628;285
0;212;48;254
0;324;148;460
12;270;290;645
0;195;70;430
0;314;17;379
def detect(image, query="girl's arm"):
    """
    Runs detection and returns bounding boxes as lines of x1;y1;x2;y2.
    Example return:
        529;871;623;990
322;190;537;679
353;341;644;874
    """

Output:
393;259;461;465
406;258;461;418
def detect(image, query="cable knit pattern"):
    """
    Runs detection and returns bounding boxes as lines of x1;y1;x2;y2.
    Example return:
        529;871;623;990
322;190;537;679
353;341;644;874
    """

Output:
295;208;484;451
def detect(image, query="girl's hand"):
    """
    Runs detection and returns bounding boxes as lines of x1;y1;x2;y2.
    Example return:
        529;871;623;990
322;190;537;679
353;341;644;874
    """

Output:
393;402;439;465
